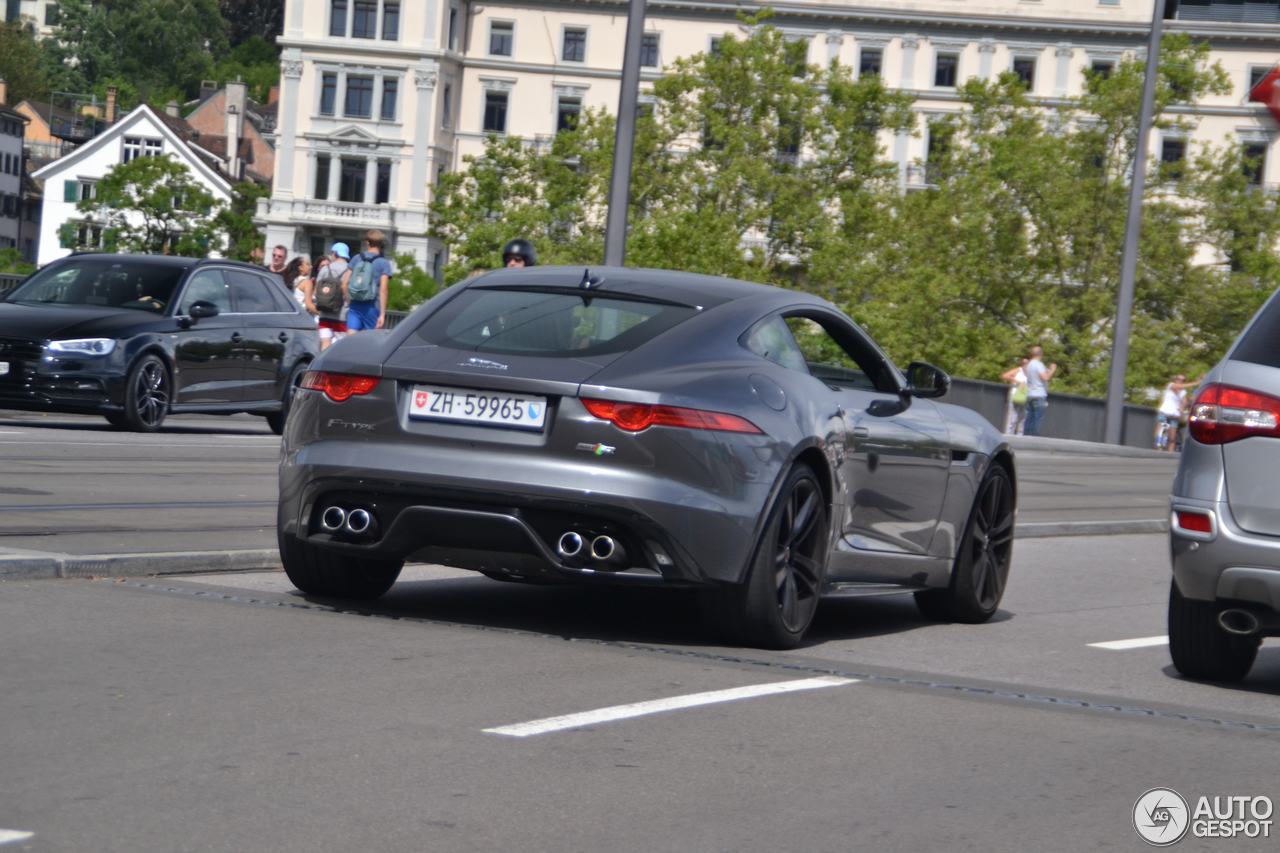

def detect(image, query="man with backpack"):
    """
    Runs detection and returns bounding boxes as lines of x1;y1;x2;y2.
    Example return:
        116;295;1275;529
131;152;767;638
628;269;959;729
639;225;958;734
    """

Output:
313;242;351;350
343;229;392;332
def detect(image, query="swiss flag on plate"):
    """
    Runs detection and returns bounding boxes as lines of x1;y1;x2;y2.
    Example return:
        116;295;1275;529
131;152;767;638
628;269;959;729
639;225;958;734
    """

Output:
414;391;429;408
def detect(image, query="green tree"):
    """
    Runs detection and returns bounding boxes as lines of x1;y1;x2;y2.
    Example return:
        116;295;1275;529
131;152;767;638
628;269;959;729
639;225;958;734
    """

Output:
387;253;439;311
211;36;281;104
215;181;270;261
0;23;52;103
60;154;227;256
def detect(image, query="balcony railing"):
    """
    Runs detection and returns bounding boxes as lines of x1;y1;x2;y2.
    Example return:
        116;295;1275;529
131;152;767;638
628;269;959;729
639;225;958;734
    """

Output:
295;200;393;228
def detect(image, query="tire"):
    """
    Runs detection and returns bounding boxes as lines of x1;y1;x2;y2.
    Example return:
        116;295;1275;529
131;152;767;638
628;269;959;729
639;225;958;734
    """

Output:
916;463;1014;623
103;412;129;429
119;354;170;432
1168;580;1259;682
279;532;403;600
707;464;829;649
266;361;308;436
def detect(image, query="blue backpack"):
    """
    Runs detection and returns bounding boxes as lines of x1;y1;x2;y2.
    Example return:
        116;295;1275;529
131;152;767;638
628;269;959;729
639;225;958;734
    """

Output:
348;257;379;302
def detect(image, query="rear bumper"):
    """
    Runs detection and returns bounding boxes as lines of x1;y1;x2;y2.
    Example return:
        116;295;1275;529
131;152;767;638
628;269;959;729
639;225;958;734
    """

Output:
278;438;775;586
1170;496;1280;612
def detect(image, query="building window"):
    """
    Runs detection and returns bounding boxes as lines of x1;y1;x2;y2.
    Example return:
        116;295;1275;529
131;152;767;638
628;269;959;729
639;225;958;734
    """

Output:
483;91;508;133
382;1;399;39
338;157;366;202
709;37;723;56
562;28;586;63
859;47;883;78
1249;66;1271;95
45;2;59;25
345;75;374;118
330;0;347;36
352;0;376;37
441;83;452;127
556;96;581;132
1090;59;1114;79
934;52;958;87
490;21;513;56
122;136;161;164
62;179;95;202
1012;56;1036;90
375;160;392;204
447;6;458;51
1160;137;1187;180
380;76;398;121
640;33;659;68
1243;141;1267;186
320;72;338;116
315;154;331;198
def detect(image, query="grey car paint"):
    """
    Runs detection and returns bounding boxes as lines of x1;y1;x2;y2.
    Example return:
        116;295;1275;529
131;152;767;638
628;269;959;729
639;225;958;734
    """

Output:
279;266;1013;594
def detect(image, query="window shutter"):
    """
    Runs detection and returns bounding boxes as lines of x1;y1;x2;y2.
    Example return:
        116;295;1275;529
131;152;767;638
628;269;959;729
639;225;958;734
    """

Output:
64;180;78;202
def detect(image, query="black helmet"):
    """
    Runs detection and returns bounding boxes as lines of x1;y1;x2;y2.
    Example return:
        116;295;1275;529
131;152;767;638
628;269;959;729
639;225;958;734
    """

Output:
501;238;537;266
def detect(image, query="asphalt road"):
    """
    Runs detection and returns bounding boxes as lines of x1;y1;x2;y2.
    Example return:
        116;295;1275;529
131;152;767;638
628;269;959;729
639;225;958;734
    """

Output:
0;533;1275;853
0;411;1179;561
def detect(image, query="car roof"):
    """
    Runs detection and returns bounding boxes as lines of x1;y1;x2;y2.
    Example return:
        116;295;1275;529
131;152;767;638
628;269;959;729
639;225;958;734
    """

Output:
468;265;794;309
56;254;271;275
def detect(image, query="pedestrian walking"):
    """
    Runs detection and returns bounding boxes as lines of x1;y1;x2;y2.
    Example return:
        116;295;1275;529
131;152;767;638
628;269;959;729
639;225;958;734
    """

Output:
1023;344;1057;437
313;242;351;350
1001;357;1030;435
1155;374;1198;452
282;256;319;322
502;238;537;268
342;230;392;332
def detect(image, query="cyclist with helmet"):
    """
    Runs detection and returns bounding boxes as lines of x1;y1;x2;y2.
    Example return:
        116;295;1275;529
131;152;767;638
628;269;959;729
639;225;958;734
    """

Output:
502;238;537;268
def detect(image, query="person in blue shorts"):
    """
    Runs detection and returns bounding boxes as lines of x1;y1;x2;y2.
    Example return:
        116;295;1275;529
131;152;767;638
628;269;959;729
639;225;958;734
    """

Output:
342;229;392;332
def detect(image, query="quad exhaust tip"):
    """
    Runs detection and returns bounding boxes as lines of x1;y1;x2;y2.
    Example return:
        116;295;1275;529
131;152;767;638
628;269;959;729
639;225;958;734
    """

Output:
590;535;616;561
1218;608;1261;637
557;531;584;558
346;508;372;535
320;506;346;532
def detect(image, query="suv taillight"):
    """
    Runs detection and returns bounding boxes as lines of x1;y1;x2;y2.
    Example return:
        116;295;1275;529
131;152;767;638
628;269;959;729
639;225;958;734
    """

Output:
1188;383;1280;444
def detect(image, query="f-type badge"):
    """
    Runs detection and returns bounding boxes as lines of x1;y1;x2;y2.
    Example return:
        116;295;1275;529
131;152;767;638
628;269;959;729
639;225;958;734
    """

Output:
576;442;616;456
460;357;509;371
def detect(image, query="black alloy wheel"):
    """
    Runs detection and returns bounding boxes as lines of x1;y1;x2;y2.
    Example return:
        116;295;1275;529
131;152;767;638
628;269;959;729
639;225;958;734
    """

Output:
715;464;829;649
916;464;1014;623
266;361;308;436
119;354;170;432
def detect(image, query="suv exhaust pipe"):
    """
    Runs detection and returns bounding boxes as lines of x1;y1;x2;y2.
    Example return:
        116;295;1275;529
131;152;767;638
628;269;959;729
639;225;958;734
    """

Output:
557;531;584;559
320;506;346;532
345;508;372;535
1218;608;1262;637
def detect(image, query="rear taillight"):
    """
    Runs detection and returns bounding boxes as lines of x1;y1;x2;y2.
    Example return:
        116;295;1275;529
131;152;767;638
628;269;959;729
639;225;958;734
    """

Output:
1174;509;1213;534
1188;384;1280;445
581;398;763;434
300;371;380;403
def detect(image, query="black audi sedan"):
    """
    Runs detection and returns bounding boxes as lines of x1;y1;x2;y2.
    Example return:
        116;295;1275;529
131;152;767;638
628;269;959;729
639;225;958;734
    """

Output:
0;253;319;432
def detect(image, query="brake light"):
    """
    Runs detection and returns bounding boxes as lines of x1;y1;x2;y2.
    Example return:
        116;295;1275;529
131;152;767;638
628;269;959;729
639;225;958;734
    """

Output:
1188;384;1280;445
300;371;380;403
581;398;763;434
1174;509;1213;534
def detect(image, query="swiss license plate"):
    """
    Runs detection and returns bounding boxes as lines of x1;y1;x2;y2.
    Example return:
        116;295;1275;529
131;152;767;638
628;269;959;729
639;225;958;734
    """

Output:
409;384;547;430
0;361;8;376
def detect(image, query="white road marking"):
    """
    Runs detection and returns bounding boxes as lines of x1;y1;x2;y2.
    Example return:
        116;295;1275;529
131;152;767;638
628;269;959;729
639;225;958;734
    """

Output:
483;676;858;738
1088;635;1169;650
0;829;34;846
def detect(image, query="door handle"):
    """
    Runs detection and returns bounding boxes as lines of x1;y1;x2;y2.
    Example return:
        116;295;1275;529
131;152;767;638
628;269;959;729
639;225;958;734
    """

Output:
278;332;289;342
853;426;870;438
230;332;243;343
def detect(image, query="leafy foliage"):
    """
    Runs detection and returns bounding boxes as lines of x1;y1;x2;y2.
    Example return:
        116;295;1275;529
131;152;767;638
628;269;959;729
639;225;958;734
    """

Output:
387;253;440;311
60;155;226;257
216;181;271;261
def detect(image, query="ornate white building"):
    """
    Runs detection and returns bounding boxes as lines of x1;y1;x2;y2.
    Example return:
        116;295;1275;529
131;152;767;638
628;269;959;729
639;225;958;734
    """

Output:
259;0;1280;274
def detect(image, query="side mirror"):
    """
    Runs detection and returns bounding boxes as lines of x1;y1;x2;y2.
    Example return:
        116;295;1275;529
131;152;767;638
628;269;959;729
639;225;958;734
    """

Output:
905;361;950;399
188;300;220;320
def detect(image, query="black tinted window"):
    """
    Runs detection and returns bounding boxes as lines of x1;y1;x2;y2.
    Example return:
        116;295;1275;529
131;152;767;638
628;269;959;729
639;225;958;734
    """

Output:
227;271;281;313
178;269;232;314
1232;292;1280;368
417;287;696;356
8;258;186;312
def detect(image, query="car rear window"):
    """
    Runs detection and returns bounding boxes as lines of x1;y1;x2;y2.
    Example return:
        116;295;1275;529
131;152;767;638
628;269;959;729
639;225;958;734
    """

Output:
417;287;697;356
1232;292;1280;369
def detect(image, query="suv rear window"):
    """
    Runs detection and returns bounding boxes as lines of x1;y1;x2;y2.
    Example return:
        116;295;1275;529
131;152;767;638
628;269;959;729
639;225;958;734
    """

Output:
1232;293;1280;368
417;287;697;356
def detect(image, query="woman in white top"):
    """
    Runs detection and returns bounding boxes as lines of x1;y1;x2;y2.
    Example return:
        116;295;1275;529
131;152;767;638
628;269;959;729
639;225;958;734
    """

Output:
282;256;319;323
1001;357;1030;435
1155;374;1198;451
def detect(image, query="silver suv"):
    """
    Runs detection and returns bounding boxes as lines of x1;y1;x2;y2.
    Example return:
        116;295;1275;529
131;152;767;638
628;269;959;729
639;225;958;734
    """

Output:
1170;291;1280;681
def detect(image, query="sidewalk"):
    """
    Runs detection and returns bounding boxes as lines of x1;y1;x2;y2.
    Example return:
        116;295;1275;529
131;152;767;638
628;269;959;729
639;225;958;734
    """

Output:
1006;434;1174;459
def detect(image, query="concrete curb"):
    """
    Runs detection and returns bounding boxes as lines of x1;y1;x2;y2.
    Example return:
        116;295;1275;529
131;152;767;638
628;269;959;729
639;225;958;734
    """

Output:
1007;435;1174;459
1016;519;1169;538
0;549;281;581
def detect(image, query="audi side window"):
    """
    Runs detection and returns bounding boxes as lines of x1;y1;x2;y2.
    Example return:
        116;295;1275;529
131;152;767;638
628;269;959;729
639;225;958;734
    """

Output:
226;270;279;314
178;269;232;314
257;274;299;313
744;315;809;373
784;316;877;391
